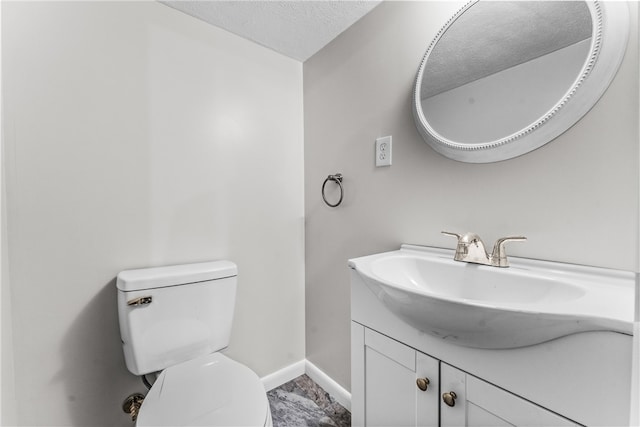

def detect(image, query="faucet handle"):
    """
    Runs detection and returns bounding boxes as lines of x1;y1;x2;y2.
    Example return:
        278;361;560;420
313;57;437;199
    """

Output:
442;231;490;264
441;231;462;240
491;236;527;267
442;231;465;260
443;231;484;245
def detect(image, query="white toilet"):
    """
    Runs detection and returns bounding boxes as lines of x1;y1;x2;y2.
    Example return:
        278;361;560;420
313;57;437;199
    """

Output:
116;261;272;426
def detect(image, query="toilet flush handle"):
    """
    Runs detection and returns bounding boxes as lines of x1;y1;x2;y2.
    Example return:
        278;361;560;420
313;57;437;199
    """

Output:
127;296;153;307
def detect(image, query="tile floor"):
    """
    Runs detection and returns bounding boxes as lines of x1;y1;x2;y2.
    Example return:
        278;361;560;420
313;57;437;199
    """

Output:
267;375;351;427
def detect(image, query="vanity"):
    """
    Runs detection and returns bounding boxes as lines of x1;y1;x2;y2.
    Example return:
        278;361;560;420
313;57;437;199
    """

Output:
349;245;634;426
349;0;636;424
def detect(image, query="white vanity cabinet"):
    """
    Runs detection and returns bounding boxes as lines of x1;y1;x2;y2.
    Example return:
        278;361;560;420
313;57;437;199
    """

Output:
439;363;578;427
350;261;632;426
353;325;439;427
352;323;580;427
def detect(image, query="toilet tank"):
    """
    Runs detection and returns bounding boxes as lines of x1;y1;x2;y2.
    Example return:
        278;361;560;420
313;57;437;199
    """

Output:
116;261;237;376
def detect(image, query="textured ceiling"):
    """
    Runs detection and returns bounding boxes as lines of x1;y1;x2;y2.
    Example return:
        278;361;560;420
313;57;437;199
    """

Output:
160;1;382;62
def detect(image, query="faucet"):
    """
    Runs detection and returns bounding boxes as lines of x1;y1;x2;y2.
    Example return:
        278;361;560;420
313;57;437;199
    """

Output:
442;231;526;267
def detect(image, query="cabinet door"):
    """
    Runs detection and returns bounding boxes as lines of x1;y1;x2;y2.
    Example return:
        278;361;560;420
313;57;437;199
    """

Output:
362;327;439;427
351;323;439;427
440;363;580;427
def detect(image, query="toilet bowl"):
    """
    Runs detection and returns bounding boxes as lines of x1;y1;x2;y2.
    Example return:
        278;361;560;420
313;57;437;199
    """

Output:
116;261;272;426
136;353;271;426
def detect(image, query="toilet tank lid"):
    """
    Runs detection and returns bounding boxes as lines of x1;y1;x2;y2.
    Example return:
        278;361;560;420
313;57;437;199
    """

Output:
116;261;237;292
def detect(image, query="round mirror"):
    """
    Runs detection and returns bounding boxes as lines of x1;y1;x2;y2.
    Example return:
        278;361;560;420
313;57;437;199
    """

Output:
413;1;629;163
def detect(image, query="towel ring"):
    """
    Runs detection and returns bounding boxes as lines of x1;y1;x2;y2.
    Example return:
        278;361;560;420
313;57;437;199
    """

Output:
322;173;344;207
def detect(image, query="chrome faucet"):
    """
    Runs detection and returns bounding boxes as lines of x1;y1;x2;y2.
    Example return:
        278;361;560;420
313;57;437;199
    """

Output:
442;231;526;268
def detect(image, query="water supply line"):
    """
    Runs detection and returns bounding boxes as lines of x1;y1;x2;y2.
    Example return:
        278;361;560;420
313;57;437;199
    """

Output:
142;374;153;390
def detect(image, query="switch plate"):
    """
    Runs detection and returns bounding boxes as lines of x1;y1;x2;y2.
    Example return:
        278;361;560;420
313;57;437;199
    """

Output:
376;136;392;167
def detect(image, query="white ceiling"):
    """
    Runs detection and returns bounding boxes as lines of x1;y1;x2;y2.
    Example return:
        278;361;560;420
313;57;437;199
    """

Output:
160;1;382;62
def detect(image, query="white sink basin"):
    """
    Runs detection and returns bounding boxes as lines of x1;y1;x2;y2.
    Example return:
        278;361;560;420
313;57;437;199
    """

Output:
349;245;634;349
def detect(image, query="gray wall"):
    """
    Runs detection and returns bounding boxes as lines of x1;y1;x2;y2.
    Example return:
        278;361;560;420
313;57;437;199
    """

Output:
2;114;16;424
304;1;639;391
2;2;304;425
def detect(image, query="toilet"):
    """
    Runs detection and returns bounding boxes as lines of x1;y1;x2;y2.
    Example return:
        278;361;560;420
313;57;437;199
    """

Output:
116;261;272;426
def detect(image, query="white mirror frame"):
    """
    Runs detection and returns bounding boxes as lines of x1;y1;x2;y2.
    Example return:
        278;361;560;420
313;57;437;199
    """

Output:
413;0;630;163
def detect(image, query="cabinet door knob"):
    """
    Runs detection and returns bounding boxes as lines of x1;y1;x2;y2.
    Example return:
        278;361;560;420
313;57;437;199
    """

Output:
442;391;457;407
416;377;430;391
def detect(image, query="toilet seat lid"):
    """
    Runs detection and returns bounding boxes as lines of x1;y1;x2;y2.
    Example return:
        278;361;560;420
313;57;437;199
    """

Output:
136;353;269;426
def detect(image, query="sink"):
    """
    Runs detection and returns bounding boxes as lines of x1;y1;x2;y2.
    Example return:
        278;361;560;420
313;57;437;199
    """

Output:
349;245;634;349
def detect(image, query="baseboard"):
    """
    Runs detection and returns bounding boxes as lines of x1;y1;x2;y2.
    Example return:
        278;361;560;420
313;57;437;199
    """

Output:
261;359;306;392
305;360;351;411
260;359;352;411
